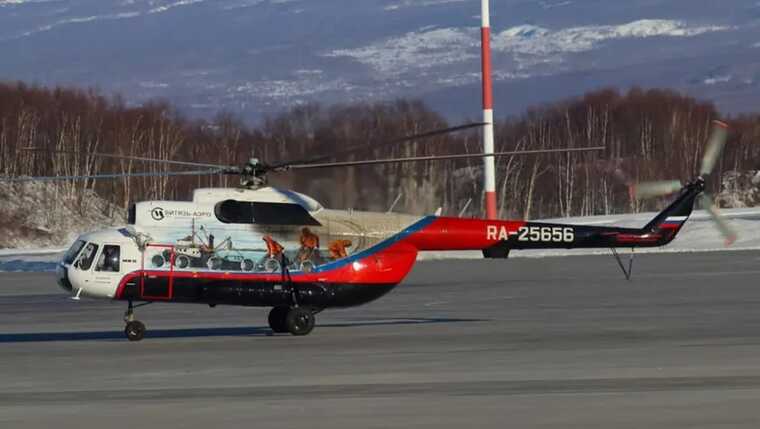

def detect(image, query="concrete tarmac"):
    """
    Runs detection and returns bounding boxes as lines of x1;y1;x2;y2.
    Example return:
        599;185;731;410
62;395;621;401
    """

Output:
2;251;760;428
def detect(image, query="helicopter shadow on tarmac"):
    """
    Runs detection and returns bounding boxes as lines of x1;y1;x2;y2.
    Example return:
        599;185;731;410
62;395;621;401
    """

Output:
0;317;486;343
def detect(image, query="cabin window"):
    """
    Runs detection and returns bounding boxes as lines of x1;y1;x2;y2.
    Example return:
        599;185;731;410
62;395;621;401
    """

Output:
75;243;99;271
63;240;86;264
95;245;121;272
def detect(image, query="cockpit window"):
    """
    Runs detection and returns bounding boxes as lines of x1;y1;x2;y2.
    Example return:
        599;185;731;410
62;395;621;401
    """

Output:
95;245;121;272
75;243;99;271
63;240;86;264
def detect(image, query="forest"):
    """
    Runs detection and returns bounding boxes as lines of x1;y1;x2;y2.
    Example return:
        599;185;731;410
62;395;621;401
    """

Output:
1;81;759;221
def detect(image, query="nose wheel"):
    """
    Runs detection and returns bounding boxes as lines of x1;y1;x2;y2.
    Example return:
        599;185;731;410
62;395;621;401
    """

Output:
123;300;150;342
125;320;146;341
268;306;317;336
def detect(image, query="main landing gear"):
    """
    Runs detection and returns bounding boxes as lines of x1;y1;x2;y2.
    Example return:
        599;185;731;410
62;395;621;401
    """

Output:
124;300;150;342
268;306;317;336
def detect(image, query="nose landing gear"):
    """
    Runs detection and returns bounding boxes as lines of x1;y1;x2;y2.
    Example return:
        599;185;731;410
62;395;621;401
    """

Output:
124;300;149;342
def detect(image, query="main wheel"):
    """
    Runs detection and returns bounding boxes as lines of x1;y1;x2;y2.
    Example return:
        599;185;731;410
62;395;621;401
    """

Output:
268;306;289;333
125;320;146;342
286;307;315;336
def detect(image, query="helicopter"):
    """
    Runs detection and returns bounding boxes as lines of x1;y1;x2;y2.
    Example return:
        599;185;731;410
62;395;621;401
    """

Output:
2;121;735;341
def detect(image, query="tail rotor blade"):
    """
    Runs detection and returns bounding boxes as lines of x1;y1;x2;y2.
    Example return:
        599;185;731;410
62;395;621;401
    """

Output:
700;120;729;176
701;194;738;246
633;180;683;199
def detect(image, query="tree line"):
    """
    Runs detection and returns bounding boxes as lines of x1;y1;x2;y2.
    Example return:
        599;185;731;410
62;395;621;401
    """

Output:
1;81;759;220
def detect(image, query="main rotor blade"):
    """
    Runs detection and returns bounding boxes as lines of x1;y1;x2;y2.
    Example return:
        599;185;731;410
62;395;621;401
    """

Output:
633;180;683;199
699;120;729;176
283;146;605;170
0;169;224;183
21;148;239;171
271;122;488;169
701;194;737;246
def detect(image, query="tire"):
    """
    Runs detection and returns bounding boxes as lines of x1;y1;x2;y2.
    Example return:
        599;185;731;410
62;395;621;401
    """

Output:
286;307;315;336
263;258;281;273
176;255;190;269
240;258;255;272
207;257;222;270
151;254;165;268
125;320;146;342
268;306;289;333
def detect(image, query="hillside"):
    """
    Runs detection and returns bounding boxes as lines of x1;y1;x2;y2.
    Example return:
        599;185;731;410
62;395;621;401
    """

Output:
1;0;759;121
0;182;125;249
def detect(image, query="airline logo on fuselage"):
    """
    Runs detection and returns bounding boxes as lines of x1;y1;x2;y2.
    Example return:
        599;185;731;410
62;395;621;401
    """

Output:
149;207;213;221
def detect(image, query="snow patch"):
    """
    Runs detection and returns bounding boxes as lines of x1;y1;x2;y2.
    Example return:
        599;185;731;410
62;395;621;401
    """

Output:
147;0;205;15
539;0;573;9
326;20;730;78
492;20;729;57
3;0;207;40
0;181;125;250
0;0;61;5
704;75;732;85
383;0;468;11
139;81;170;89
325;27;478;75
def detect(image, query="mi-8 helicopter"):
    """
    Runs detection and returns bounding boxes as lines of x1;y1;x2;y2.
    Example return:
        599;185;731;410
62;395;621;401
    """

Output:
2;121;735;341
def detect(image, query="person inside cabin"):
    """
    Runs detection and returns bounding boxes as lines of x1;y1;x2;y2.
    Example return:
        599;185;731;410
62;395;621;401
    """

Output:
328;239;352;260
263;235;284;259
297;227;320;263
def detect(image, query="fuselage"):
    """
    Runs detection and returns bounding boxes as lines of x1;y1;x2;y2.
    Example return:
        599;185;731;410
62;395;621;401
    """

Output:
58;187;429;309
57;184;697;309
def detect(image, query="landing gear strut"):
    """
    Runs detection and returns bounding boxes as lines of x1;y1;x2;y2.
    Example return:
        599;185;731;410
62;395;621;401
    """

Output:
267;254;318;336
124;300;149;341
268;306;317;336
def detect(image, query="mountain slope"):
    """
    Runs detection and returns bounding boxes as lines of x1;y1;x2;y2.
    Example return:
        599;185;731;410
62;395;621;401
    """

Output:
1;0;759;120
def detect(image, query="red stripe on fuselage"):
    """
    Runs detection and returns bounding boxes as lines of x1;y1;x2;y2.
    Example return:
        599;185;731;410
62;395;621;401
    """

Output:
115;241;420;299
406;217;526;251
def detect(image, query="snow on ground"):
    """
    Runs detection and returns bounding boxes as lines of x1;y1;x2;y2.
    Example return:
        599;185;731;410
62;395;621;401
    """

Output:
0;249;62;273
1;208;759;272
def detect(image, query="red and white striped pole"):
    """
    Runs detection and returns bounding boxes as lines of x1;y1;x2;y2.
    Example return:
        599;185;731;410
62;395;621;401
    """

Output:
480;0;497;219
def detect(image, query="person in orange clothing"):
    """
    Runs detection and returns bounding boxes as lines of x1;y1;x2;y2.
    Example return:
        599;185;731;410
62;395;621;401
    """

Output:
262;235;284;258
297;227;320;262
328;239;352;259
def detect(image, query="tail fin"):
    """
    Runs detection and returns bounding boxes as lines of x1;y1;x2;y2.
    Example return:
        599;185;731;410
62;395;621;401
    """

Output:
640;184;700;241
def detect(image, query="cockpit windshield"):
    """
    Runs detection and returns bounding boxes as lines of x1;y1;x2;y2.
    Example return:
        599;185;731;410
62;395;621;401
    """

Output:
74;242;99;271
63;240;86;264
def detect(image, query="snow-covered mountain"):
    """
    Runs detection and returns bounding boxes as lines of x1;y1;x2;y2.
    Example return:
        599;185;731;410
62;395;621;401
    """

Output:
1;0;759;121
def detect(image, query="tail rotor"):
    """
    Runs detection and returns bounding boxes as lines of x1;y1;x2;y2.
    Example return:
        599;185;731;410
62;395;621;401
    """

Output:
632;120;736;245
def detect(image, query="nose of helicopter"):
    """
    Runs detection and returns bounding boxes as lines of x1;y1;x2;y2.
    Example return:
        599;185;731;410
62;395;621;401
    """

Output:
57;238;123;300
56;262;74;293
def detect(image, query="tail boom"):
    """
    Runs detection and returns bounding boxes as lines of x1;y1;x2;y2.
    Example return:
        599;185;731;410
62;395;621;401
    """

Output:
406;182;700;254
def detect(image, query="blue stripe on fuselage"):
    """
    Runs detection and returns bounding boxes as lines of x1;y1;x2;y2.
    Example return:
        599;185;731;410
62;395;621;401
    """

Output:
306;215;436;274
